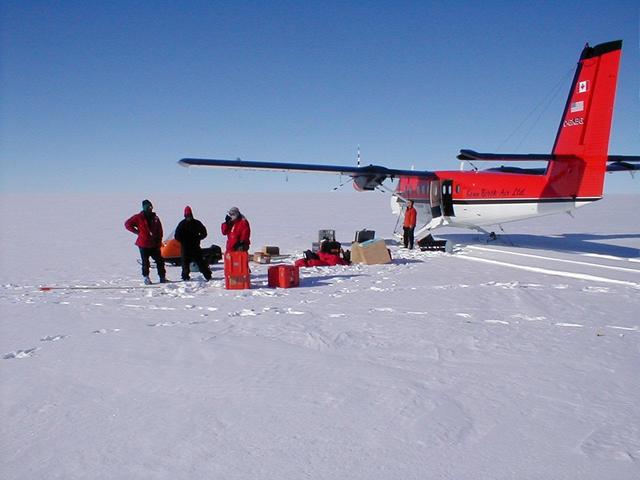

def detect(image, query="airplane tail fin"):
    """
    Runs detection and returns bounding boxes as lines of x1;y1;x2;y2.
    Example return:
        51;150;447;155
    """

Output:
548;40;622;198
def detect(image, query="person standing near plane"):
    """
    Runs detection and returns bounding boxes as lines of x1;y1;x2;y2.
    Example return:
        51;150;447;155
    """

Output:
403;200;417;249
221;206;251;252
125;199;168;284
174;206;212;281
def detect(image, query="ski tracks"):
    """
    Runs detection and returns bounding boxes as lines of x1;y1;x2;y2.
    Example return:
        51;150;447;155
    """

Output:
2;248;639;362
459;245;640;289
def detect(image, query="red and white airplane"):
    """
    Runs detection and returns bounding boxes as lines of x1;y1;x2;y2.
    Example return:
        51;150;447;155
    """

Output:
179;40;638;240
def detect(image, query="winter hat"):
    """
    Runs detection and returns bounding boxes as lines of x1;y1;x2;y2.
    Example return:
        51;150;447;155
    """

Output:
228;207;240;216
142;199;153;210
184;205;193;218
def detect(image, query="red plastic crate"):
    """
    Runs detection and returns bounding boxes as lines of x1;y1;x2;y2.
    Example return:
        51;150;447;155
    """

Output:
224;251;249;276
224;252;250;289
268;265;299;288
225;274;251;290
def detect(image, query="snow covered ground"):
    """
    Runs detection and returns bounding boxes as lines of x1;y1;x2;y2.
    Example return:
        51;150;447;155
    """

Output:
1;192;639;479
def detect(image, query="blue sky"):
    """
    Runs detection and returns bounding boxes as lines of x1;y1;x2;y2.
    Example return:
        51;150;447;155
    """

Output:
1;1;638;194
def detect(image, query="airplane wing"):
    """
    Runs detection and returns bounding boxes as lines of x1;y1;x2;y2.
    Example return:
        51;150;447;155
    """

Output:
178;157;435;190
459;149;640;172
179;157;434;177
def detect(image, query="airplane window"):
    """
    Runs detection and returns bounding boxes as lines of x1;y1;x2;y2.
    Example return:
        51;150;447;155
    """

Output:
456;185;460;193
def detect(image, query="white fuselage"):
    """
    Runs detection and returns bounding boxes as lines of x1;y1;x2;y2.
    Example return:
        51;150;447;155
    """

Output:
392;195;597;237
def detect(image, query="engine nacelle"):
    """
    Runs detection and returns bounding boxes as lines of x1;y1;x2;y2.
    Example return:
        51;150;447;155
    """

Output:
352;173;388;191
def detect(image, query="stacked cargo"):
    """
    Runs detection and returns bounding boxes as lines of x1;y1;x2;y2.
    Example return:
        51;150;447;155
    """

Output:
224;251;251;289
350;239;392;265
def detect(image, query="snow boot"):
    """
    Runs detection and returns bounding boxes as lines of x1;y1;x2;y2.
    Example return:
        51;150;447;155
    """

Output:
143;276;152;285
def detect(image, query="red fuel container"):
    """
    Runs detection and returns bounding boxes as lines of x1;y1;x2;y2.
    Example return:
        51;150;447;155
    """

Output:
268;265;299;288
225;251;250;289
225;251;249;275
225;274;251;290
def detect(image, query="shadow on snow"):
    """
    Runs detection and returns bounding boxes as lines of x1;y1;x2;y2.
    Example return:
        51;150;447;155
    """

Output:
439;232;640;258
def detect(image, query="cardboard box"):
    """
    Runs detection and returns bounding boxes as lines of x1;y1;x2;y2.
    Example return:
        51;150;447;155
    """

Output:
351;239;391;265
262;246;280;255
253;252;271;264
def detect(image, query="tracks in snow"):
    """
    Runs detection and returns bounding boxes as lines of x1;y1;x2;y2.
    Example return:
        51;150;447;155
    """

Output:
456;245;640;289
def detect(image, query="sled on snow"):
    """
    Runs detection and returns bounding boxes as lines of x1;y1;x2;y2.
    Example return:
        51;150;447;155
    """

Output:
160;239;222;266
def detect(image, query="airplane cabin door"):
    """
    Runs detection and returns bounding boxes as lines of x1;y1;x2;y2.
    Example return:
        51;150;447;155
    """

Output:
442;180;455;217
430;180;442;218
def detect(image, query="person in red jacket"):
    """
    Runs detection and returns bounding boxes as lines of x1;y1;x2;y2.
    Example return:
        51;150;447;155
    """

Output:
221;206;251;253
125;199;167;284
403;200;417;249
294;239;351;268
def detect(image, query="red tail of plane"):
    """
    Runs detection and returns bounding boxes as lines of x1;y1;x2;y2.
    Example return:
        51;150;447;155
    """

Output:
180;39;637;236
548;40;622;199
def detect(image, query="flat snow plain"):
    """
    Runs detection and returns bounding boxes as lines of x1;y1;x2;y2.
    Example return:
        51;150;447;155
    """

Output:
1;192;639;479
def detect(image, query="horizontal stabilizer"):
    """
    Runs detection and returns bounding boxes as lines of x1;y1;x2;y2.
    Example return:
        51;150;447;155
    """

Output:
179;158;435;179
607;155;640;163
607;161;640;172
459;150;640;165
457;150;553;162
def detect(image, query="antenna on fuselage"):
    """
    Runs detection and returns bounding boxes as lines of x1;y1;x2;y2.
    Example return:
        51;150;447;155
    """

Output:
357;145;361;167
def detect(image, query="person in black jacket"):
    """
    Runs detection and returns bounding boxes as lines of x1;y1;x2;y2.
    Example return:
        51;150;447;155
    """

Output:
174;206;212;281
